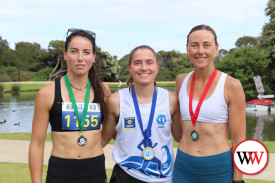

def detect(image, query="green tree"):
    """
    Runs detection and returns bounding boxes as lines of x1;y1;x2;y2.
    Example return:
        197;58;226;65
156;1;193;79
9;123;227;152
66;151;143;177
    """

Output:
258;0;275;93
216;46;271;101
215;49;229;65
157;50;192;81
0;36;10;67
15;42;42;71
0;66;19;81
0;48;19;67
96;50;120;82
46;40;66;80
235;36;259;48
0;40;33;81
258;0;275;55
117;54;130;82
157;50;182;67
0;36;9;57
0;40;36;81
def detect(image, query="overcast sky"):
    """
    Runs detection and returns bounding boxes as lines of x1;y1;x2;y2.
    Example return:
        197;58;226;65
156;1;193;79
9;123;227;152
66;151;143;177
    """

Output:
0;0;269;59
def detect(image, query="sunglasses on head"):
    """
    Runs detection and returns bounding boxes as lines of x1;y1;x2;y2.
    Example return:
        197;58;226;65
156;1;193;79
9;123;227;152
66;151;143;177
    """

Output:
67;28;96;39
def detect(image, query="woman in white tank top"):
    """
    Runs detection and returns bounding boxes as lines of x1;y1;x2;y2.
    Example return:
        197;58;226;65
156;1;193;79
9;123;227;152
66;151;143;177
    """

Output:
173;25;246;183
101;45;182;183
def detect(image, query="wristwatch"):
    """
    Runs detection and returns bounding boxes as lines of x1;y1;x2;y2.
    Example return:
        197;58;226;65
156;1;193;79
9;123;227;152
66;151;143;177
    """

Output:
232;180;245;183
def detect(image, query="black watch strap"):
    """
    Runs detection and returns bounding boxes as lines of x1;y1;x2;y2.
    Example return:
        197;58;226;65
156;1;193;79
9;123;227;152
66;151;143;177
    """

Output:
232;180;245;183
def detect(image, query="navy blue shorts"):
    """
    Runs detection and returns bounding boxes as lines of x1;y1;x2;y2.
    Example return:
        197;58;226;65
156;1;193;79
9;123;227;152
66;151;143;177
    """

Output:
46;155;107;183
172;149;233;183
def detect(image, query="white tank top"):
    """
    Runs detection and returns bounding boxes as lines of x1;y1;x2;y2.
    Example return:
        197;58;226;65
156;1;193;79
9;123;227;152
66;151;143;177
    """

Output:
179;71;229;123
113;87;174;183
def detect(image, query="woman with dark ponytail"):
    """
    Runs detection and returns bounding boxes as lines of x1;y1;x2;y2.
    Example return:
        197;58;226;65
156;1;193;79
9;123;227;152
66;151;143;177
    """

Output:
29;28;110;183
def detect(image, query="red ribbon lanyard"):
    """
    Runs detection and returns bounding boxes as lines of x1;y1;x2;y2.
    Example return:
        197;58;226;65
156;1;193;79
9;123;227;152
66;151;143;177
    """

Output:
189;68;217;126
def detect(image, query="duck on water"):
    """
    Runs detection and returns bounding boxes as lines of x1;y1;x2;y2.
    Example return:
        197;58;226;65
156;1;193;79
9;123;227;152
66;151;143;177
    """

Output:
0;119;7;124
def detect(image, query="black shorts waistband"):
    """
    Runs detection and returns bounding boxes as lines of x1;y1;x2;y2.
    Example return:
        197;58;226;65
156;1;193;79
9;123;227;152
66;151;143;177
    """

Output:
47;154;106;178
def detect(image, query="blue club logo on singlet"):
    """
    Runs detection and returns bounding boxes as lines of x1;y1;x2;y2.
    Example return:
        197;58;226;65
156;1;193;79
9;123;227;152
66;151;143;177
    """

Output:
124;117;136;129
156;114;166;128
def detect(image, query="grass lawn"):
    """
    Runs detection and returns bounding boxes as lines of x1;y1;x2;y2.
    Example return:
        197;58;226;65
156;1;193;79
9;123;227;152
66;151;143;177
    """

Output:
0;82;50;93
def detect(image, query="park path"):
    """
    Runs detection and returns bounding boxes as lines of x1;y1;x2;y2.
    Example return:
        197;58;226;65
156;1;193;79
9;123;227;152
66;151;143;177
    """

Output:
0;139;274;181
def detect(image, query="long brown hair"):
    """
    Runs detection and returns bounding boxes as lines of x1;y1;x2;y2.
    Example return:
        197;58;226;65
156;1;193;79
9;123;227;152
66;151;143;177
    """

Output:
65;31;106;122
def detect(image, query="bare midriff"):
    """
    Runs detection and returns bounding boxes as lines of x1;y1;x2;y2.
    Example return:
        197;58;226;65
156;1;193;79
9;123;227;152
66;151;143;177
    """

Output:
51;130;103;159
178;120;231;157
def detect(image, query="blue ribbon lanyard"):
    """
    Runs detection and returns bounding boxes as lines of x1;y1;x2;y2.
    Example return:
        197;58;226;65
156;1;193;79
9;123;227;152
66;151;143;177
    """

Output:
131;85;157;143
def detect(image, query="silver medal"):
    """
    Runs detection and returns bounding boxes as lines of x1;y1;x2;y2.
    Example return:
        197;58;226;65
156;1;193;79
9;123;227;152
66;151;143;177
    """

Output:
191;130;199;141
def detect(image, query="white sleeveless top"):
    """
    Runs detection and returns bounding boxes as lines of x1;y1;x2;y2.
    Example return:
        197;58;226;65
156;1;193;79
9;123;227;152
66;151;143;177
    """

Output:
113;87;174;183
179;71;229;123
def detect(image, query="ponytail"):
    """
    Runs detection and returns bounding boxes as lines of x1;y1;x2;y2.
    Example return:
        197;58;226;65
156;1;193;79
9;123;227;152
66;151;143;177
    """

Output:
88;65;106;123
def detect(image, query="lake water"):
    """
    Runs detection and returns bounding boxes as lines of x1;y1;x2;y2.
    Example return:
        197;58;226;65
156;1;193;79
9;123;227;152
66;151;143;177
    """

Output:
0;88;275;141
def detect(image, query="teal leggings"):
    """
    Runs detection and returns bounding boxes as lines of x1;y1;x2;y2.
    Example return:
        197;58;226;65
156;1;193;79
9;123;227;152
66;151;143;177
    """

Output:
172;149;233;183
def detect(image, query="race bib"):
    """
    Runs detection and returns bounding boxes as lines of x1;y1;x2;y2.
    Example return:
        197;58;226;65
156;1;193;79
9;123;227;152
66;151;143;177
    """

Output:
61;102;101;130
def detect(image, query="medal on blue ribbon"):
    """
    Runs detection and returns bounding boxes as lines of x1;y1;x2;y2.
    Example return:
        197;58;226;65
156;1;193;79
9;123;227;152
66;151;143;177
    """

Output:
131;85;157;160
142;146;155;161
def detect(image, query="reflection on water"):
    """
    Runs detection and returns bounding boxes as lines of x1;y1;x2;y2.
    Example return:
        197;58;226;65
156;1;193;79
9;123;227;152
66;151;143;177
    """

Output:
0;91;51;133
244;111;275;141
246;111;274;141
0;92;34;132
0;88;275;141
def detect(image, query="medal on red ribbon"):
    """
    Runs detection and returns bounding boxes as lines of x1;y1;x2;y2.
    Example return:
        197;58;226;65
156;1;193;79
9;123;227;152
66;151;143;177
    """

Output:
189;68;217;141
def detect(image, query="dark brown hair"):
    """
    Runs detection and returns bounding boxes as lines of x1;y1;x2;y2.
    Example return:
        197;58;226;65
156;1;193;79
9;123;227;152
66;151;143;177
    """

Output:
186;24;218;46
126;45;157;86
65;31;106;123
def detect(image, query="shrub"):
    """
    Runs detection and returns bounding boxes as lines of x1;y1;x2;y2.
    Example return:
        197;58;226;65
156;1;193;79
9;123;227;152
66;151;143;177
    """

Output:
30;66;54;81
12;85;21;94
0;84;4;93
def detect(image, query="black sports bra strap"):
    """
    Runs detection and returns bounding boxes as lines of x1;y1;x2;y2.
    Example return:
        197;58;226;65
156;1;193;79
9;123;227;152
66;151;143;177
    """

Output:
54;77;62;103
